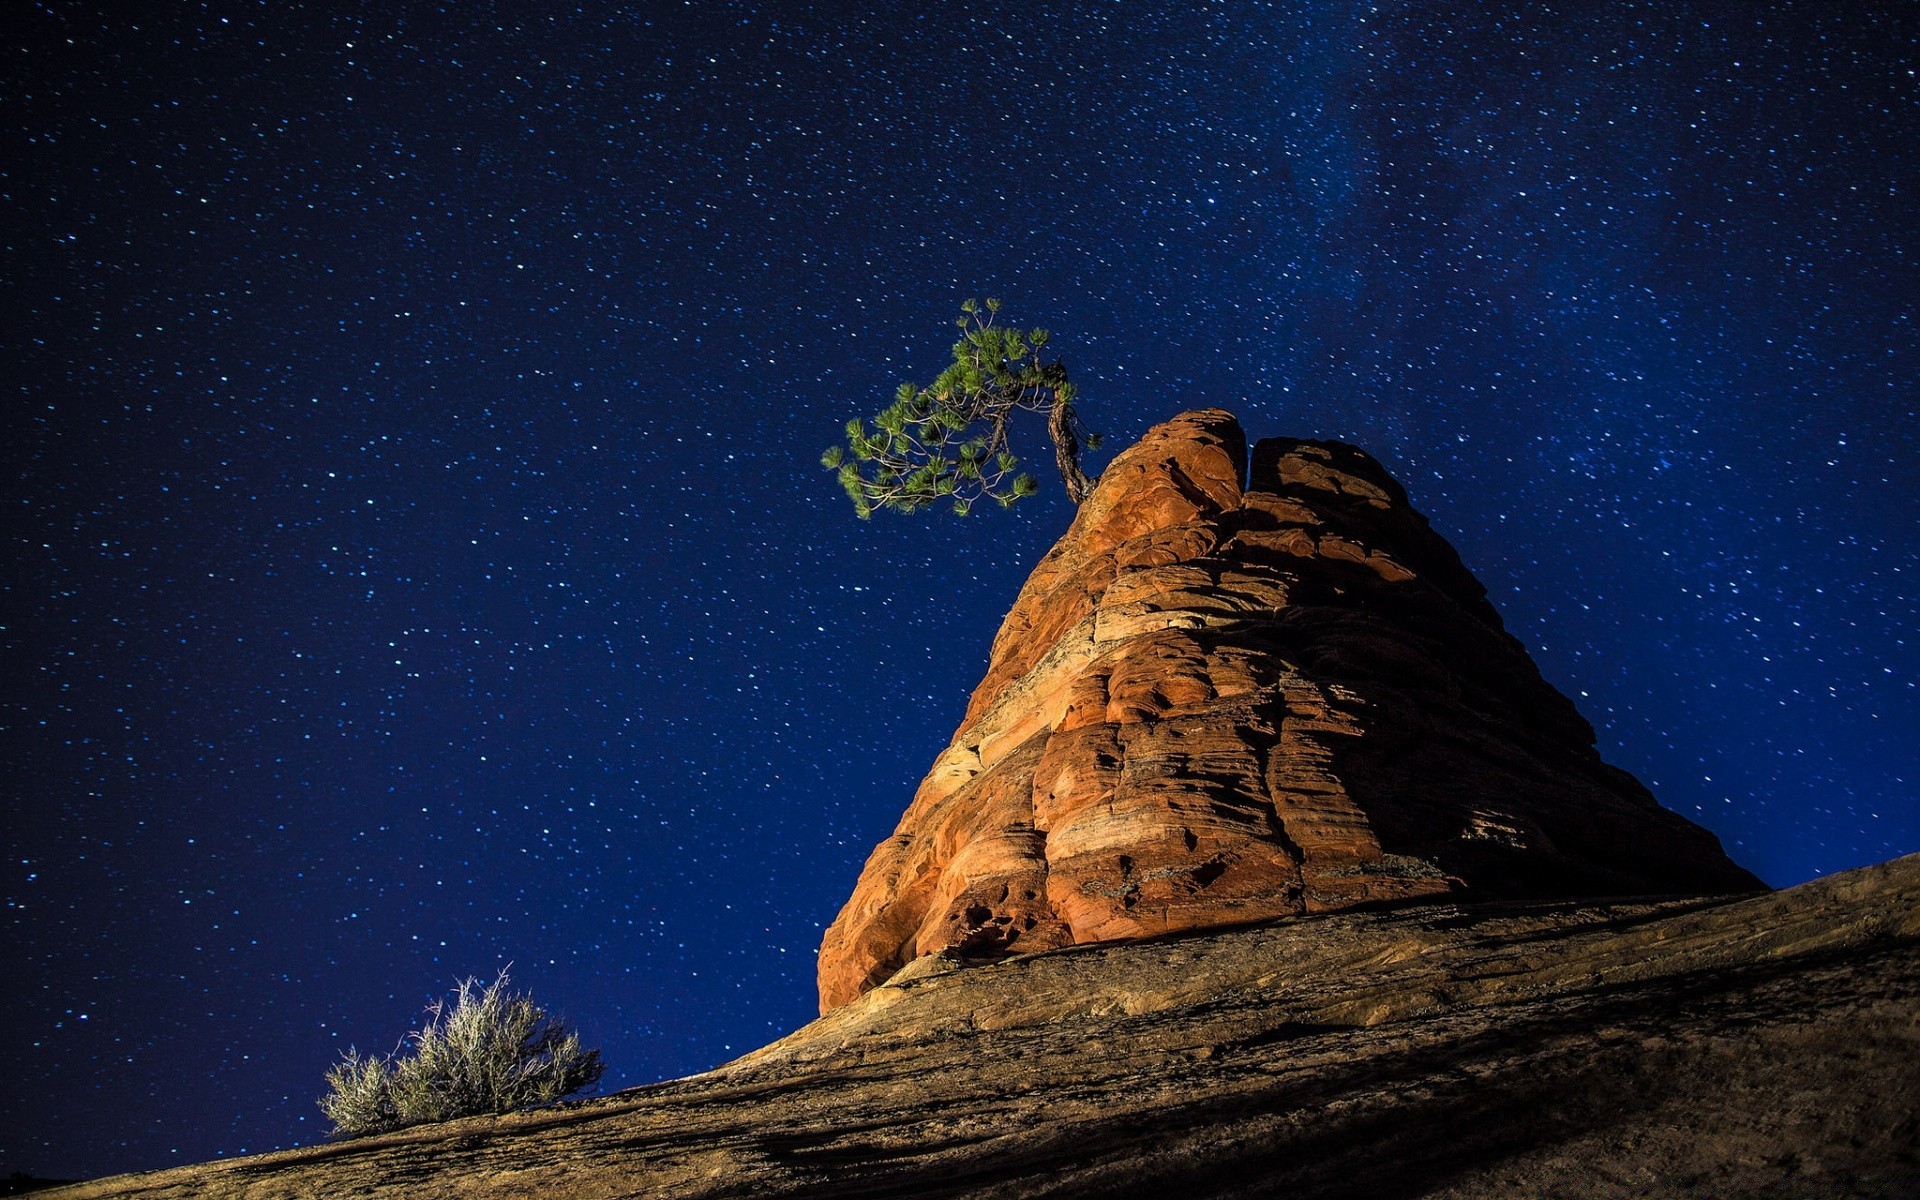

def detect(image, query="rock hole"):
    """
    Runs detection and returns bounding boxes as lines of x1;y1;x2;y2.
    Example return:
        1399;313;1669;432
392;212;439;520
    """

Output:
1192;861;1227;889
1182;828;1198;851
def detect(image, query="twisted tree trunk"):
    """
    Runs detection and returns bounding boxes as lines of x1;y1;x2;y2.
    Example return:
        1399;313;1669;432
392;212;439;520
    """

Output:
1048;398;1093;505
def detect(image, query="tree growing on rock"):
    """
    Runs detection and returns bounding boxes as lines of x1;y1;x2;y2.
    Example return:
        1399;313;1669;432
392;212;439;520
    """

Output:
318;969;604;1138
823;299;1100;517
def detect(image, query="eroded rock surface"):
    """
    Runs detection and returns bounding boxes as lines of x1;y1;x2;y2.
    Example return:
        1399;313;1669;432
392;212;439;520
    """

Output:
819;409;1763;1011
50;854;1920;1200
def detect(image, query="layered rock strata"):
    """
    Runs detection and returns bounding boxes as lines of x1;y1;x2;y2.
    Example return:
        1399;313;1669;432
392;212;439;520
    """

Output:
819;409;1762;1011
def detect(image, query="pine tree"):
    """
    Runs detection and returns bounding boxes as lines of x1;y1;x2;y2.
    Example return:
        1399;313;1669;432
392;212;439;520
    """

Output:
823;299;1099;517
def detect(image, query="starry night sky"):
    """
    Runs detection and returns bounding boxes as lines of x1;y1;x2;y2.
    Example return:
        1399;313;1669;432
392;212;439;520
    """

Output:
5;0;1915;1181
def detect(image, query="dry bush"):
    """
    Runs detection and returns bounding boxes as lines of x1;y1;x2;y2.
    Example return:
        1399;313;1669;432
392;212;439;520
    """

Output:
319;969;604;1138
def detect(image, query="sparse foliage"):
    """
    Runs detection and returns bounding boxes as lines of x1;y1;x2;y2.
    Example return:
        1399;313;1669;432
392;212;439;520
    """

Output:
823;298;1100;517
318;969;604;1139
317;1048;398;1138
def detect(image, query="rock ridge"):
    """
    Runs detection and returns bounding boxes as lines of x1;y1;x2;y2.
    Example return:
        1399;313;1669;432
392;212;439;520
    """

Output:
818;408;1763;1012
47;853;1920;1200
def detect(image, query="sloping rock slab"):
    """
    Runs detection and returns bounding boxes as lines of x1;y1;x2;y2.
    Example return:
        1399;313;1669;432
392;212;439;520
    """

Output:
50;854;1920;1200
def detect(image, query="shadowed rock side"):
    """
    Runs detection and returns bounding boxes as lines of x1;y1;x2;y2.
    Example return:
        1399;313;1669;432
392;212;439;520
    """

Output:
48;854;1920;1200
819;409;1764;1012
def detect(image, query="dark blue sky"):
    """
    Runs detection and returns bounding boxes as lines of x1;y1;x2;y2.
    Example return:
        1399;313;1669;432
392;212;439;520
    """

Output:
5;0;1914;1181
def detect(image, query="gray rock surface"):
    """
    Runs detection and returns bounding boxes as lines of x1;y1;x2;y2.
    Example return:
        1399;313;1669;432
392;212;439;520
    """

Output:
49;853;1920;1199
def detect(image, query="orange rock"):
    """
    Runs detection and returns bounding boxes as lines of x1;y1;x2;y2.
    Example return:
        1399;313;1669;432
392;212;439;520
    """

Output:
817;410;1765;1012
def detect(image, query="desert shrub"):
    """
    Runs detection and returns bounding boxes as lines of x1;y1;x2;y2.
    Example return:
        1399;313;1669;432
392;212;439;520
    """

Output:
318;969;604;1138
318;1048;399;1137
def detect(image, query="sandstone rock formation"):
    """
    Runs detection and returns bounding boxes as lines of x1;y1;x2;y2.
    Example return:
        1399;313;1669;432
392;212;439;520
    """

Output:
48;853;1920;1199
45;412;1899;1200
819;409;1763;1011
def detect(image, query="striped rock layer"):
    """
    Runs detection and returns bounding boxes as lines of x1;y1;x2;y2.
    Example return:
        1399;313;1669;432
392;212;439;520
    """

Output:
817;409;1762;1012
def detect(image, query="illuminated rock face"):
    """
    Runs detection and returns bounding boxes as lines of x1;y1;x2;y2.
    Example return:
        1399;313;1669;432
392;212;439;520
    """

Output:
817;409;1763;1013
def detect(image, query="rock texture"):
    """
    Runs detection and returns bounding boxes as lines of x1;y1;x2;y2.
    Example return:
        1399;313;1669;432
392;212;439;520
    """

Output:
819;409;1762;1012
48;853;1920;1200
54;412;1883;1200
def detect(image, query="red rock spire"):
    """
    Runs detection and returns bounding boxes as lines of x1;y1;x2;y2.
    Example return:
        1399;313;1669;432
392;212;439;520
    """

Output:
817;410;1762;1013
